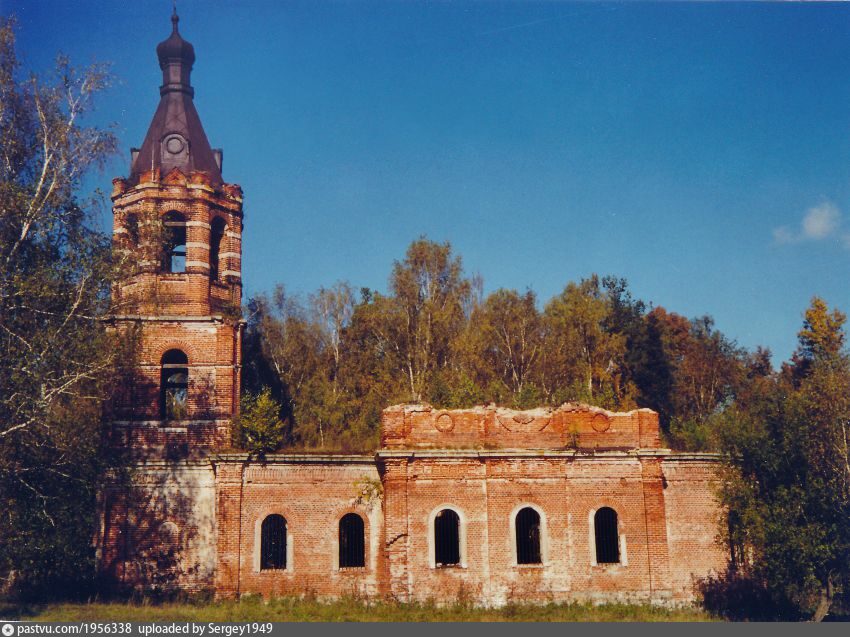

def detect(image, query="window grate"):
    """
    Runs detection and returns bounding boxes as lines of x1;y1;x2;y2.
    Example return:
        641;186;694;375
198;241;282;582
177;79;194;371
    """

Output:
162;212;186;273
260;514;287;570
594;507;620;564
515;507;542;564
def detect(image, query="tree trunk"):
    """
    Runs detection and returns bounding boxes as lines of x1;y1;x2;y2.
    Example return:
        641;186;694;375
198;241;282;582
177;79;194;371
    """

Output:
811;577;833;622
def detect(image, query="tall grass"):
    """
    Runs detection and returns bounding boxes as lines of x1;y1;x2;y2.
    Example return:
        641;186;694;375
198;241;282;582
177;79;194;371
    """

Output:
2;597;717;622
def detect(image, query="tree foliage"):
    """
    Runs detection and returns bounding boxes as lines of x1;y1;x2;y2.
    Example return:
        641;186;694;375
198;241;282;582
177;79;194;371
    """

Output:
242;238;753;452
232;388;287;454
0;17;117;599
714;297;850;621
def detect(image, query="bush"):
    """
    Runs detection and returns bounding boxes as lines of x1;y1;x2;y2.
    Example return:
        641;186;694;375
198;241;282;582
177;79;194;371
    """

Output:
231;389;286;454
699;571;802;621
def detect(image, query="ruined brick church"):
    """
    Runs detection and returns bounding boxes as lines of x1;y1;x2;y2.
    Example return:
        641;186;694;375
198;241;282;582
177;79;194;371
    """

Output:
98;14;727;605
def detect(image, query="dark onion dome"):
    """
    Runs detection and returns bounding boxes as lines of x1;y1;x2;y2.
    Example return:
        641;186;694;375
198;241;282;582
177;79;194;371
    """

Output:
129;10;223;185
157;12;195;68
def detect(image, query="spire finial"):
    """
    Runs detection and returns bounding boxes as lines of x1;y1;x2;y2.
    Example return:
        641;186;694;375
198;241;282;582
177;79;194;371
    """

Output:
157;0;195;89
171;1;179;32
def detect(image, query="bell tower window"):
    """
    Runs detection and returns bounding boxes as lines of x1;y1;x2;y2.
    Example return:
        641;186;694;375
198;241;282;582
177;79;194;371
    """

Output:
161;349;188;421
125;214;140;247
210;217;226;281
162;211;186;273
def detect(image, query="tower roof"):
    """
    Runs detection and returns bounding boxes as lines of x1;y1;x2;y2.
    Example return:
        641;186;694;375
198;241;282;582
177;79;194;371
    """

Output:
130;10;222;184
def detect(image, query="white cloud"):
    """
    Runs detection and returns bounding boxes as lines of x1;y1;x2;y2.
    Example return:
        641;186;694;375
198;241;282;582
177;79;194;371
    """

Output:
773;200;842;246
801;202;840;239
772;225;796;245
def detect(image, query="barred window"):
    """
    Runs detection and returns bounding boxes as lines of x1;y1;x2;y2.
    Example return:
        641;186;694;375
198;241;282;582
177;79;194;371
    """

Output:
260;514;287;570
338;513;365;568
434;509;460;567
161;349;188;421
594;507;620;564
515;507;542;565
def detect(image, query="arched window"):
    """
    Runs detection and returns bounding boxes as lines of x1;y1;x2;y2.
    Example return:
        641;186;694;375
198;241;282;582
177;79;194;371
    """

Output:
125;214;140;246
594;507;620;564
339;513;365;568
260;514;287;570
162;211;186;273
434;509;460;567
156;521;180;570
209;217;226;281
158;521;179;553
160;349;188;421
515;507;542;565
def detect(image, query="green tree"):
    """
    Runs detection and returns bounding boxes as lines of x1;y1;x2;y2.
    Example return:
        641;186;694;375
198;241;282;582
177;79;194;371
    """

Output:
386;238;473;403
311;281;355;398
232;388;287;454
464;288;542;407
631;308;675;425
643;307;745;448
244;282;385;451
541;276;631;408
786;296;847;384
243;286;319;446
717;298;850;621
0;17;117;598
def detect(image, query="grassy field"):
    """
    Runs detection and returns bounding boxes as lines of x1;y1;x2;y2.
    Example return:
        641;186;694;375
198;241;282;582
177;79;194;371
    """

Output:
2;597;718;622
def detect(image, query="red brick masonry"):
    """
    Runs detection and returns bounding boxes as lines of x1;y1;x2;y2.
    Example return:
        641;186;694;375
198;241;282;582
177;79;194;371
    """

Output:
100;403;726;605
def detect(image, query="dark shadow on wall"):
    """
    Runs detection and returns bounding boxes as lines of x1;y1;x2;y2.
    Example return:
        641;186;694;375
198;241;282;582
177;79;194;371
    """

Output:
98;462;215;602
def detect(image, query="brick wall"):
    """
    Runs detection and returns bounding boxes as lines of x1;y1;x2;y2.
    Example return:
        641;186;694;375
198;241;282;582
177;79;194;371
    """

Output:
204;446;727;606
381;403;661;451
111;169;243;319
108;168;244;459
109;320;240;420
100;168;244;589
375;451;669;605
214;455;383;600
103;406;728;606
99;462;217;595
661;457;728;601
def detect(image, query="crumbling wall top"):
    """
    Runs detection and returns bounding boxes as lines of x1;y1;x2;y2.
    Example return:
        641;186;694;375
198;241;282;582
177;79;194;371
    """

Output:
380;402;660;450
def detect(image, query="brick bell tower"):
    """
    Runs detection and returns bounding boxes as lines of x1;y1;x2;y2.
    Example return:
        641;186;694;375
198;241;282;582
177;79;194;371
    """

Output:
109;10;243;457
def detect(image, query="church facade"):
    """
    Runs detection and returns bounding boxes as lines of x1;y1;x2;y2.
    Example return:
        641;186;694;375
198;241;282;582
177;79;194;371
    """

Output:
98;14;727;606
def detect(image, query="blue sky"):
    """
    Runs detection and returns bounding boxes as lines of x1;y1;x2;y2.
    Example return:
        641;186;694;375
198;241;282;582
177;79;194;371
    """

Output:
8;1;850;363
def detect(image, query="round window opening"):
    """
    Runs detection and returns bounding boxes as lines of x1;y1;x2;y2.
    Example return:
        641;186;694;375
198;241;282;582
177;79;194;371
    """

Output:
591;413;610;433
165;136;185;155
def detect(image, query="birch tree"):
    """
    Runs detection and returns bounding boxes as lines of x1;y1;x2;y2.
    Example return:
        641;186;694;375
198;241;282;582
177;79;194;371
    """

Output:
0;17;117;598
